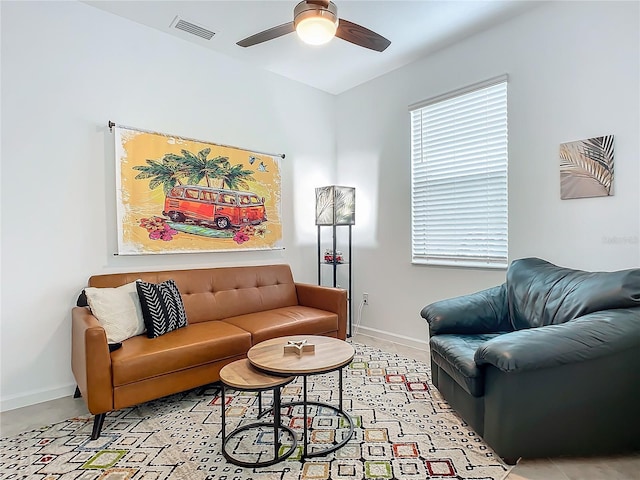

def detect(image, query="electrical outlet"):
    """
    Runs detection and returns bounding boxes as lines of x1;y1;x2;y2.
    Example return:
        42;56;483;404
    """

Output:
363;292;369;305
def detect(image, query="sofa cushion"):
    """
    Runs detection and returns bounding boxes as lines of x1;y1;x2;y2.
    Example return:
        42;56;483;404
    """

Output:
84;280;146;343
222;306;339;344
430;333;504;397
89;264;299;324
136;279;188;338
111;321;251;386
507;258;640;330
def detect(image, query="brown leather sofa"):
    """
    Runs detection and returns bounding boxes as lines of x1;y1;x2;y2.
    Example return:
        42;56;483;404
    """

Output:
71;264;347;439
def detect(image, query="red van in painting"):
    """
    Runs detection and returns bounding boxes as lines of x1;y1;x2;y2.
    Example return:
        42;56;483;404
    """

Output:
163;185;267;229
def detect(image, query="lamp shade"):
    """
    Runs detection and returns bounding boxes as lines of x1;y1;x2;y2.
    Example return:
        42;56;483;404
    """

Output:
315;186;355;225
294;1;339;46
296;16;337;45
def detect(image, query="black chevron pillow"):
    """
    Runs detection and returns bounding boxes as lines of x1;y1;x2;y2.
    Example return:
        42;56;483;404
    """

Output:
136;279;188;338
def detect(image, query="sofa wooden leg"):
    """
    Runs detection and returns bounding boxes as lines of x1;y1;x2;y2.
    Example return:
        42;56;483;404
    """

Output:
73;386;82;398
91;413;106;440
502;457;519;466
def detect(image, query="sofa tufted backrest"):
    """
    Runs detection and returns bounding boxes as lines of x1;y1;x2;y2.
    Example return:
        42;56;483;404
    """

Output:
506;257;640;330
88;264;299;324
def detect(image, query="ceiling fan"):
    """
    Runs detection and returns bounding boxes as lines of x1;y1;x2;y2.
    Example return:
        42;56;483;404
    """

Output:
236;0;391;52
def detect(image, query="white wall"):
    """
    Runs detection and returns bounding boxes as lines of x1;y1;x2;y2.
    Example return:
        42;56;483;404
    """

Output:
336;1;639;342
0;1;335;410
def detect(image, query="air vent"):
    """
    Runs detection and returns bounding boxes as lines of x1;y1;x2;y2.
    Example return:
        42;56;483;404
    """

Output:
171;16;215;40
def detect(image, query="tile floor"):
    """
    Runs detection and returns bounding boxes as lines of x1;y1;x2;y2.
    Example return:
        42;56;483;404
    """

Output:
1;334;638;480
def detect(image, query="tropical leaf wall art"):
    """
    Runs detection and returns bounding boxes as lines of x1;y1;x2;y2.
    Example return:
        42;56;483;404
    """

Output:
560;135;614;199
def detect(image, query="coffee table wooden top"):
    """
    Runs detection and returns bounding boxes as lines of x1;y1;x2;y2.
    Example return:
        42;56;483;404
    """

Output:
220;359;294;390
248;335;355;375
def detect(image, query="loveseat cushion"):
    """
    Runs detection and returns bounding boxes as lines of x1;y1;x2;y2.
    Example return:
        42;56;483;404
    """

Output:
222;306;339;344
475;307;640;372
507;258;640;330
89;264;299;324
430;333;504;397
111;321;251;386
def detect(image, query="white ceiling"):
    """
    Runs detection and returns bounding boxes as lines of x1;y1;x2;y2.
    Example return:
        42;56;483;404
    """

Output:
84;0;540;95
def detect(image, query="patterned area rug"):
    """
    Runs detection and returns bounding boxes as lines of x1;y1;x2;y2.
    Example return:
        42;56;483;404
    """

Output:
0;343;511;480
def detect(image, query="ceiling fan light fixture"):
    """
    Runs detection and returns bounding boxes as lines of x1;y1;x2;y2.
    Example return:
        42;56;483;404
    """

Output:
236;0;390;52
296;16;337;45
294;1;338;46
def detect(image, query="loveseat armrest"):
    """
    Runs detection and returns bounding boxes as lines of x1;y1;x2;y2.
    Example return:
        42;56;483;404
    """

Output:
421;284;511;335
475;307;640;373
71;306;113;414
295;283;348;340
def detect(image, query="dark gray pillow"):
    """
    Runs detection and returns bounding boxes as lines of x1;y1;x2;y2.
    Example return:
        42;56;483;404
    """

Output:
136;279;188;338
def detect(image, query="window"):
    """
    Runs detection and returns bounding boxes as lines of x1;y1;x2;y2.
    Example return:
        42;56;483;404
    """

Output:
410;76;508;268
185;189;200;200
169;187;184;198
218;193;236;205
200;191;215;202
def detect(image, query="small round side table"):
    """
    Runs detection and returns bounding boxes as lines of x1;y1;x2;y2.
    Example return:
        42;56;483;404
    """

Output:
219;359;297;467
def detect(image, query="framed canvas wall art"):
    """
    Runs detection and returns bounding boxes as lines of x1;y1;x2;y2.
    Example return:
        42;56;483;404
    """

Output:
114;125;283;255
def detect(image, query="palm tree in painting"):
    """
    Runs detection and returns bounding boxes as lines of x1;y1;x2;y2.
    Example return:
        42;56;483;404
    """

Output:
179;148;229;187
134;148;256;193
219;163;255;190
132;155;185;194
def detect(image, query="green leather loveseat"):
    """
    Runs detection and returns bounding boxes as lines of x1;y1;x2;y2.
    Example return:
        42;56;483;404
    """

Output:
420;257;640;463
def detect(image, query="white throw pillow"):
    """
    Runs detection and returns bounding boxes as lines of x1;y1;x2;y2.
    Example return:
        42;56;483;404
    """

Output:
84;280;146;343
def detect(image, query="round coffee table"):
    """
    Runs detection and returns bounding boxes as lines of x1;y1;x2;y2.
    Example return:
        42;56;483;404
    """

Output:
247;335;355;458
219;359;297;467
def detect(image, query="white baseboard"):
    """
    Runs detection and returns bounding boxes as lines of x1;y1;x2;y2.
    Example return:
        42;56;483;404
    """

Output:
353;325;429;351
1;383;76;412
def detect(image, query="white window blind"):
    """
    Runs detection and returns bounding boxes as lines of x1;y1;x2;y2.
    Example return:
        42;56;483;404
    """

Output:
410;77;508;268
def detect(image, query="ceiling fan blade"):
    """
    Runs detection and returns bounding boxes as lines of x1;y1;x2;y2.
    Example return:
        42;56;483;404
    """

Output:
237;22;295;47
336;18;391;52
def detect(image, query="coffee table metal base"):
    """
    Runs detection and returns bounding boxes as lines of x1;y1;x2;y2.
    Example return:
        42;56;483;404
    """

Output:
273;401;354;458
219;359;298;468
258;370;354;458
221;385;297;468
